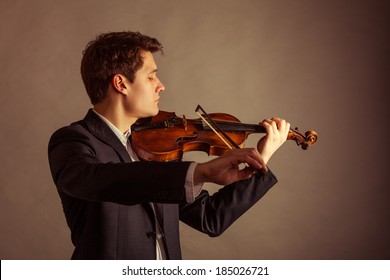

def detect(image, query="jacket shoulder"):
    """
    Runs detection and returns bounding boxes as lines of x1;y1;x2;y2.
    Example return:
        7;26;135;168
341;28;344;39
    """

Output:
48;120;92;150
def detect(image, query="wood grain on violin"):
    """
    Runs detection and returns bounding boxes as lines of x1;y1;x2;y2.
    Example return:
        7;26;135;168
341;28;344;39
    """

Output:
131;110;318;162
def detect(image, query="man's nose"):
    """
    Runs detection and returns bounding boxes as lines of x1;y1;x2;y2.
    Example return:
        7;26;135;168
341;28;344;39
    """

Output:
157;79;165;93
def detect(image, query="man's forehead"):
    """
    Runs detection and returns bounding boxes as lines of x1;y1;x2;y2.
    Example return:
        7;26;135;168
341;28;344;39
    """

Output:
142;52;156;68
140;51;157;71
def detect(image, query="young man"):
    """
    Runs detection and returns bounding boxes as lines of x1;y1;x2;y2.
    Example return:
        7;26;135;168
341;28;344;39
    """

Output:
48;31;290;259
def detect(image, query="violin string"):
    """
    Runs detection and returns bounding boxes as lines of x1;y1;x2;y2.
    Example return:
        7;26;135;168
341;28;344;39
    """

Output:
195;105;257;171
184;113;264;133
195;111;233;149
195;105;240;149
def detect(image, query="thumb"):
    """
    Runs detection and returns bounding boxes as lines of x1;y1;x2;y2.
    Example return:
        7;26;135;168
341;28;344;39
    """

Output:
237;166;257;180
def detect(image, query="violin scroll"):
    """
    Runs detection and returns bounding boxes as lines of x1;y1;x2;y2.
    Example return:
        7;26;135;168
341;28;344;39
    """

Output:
288;128;318;150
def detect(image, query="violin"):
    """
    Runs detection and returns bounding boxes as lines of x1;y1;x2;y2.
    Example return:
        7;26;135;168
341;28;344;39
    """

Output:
131;106;318;162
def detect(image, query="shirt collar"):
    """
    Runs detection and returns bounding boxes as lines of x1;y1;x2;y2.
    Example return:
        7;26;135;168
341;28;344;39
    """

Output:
92;109;130;147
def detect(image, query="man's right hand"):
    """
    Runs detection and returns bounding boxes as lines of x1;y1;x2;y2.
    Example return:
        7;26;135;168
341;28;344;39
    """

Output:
193;148;266;186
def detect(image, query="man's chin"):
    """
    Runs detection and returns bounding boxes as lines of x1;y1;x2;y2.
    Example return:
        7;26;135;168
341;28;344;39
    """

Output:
141;109;159;119
151;106;160;116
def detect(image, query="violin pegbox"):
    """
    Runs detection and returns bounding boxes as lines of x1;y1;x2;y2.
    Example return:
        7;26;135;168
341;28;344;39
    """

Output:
289;127;318;150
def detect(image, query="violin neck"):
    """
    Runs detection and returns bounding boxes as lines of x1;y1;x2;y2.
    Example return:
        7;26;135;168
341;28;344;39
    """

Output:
204;120;266;134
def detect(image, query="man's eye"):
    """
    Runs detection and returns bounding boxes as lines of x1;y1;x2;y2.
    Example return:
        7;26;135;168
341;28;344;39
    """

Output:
148;76;154;81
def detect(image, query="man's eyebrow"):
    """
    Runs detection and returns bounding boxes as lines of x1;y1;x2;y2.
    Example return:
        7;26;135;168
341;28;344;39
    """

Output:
148;68;158;74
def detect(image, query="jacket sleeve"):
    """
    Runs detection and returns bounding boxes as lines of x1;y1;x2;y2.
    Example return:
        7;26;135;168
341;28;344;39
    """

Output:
179;170;278;236
48;125;190;205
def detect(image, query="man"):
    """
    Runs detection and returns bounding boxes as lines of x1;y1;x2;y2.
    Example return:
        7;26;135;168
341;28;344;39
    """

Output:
48;31;290;259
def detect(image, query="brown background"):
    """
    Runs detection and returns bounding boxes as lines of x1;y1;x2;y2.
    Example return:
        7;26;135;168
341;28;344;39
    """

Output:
1;0;389;259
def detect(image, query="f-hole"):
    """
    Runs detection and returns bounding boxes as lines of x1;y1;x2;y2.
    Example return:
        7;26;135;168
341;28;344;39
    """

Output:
175;132;198;145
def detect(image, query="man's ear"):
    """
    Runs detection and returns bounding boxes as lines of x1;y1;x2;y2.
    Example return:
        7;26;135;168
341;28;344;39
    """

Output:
111;74;128;94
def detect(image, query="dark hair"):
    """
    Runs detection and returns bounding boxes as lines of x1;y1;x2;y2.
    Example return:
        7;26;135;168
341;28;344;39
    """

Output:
80;31;163;104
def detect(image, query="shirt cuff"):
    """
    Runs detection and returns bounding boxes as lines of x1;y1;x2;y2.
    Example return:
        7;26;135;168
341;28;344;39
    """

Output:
184;162;203;203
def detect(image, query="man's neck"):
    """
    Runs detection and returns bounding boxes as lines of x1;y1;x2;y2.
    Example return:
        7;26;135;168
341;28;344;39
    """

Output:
93;102;137;133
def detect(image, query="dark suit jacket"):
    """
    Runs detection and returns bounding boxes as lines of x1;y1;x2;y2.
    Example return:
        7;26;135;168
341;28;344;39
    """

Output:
48;109;278;259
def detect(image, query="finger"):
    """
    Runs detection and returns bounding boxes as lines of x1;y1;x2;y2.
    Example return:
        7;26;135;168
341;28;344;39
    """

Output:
255;153;268;172
275;119;285;132
270;119;278;132
278;120;289;136
237;148;268;171
276;119;291;137
236;166;257;180
271;118;290;134
260;118;272;125
245;147;268;171
263;118;280;134
285;121;291;133
259;120;273;134
241;154;263;170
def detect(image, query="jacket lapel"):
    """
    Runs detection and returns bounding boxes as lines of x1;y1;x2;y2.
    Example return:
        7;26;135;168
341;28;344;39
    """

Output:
82;109;157;224
82;109;132;163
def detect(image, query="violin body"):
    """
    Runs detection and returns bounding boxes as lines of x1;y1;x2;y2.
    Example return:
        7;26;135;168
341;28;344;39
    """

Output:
131;111;251;161
131;110;318;162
